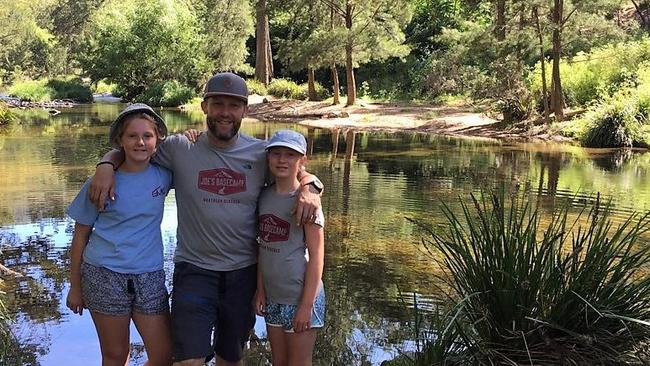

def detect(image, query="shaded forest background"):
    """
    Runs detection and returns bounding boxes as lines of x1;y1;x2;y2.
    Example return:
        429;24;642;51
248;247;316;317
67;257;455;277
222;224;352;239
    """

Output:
2;0;650;139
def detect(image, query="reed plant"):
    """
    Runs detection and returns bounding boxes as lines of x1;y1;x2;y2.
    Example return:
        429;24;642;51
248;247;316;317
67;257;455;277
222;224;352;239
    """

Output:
409;191;650;365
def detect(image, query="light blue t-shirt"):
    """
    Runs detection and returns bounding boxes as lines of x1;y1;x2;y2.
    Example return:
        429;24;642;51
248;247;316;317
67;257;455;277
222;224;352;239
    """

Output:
67;164;172;274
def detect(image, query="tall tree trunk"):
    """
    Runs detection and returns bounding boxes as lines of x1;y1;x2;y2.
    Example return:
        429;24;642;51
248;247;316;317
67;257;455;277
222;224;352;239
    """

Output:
533;7;550;123
551;0;564;121
307;67;317;101
495;0;506;41
344;2;356;106
329;6;340;105
331;63;340;105
345;43;356;106
255;0;272;85
631;0;649;31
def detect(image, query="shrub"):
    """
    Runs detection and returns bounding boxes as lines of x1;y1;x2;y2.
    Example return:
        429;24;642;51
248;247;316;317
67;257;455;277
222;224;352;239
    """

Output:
246;79;268;95
581;94;645;148
309;81;330;101
409;191;650;365
267;78;303;99
47;78;93;102
92;80;117;95
529;39;650;108
8;79;54;101
0;103;16;125
134;80;195;107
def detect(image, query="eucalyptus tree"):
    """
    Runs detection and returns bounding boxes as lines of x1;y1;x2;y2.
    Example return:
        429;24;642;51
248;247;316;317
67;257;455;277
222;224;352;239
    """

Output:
274;0;346;102
78;0;209;99
431;0;627;120
189;0;254;74
0;0;60;82
255;0;273;85
320;0;412;105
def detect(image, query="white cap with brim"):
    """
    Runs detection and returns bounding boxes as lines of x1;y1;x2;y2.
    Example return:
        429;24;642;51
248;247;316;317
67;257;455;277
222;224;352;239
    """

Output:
109;103;168;149
266;129;307;155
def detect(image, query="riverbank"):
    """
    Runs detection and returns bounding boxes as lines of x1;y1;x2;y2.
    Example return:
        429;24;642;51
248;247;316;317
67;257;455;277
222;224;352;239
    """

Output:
245;95;574;142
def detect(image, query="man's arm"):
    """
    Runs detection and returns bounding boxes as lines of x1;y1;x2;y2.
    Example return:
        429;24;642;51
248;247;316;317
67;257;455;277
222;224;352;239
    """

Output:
292;170;323;225
88;149;123;210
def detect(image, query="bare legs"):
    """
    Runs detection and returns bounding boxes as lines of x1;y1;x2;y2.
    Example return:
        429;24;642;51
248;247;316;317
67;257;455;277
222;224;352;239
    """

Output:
91;311;172;366
267;326;317;366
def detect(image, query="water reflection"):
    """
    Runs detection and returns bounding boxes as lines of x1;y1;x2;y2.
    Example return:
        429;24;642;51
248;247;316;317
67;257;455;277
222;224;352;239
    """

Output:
1;104;649;365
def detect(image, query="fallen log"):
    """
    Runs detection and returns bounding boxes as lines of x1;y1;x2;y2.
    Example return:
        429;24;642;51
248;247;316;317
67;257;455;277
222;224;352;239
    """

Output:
0;263;23;278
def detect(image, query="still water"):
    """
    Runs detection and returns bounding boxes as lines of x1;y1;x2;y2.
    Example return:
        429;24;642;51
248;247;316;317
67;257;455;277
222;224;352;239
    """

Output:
1;104;649;365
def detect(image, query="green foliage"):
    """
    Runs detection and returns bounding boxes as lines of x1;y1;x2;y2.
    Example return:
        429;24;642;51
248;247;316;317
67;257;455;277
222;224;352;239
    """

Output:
8;78;93;102
190;0;253;74
8;80;54;102
581;93;647;148
308;81;330;101
267;79;303;99
0;2;67;83
405;0;461;56
91;80;117;95
246;79;268;96
409;191;650;365
134;80;195;107
529;39;650;108
78;0;209;100
46;78;93;102
0;103;17;125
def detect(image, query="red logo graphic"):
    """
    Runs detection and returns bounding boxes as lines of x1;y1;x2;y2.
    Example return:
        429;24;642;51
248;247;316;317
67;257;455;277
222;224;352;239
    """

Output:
198;168;247;195
259;214;290;242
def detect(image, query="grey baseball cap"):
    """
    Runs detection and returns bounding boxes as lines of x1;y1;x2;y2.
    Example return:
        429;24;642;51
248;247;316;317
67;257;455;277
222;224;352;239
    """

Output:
109;103;168;149
203;72;248;103
266;130;307;155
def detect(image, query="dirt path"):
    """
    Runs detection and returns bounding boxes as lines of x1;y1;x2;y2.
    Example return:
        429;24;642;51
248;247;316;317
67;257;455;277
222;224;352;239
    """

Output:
247;95;571;142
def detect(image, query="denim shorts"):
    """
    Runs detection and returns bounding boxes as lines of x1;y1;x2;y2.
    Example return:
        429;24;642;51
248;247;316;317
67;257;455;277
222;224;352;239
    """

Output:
170;262;257;363
264;288;326;333
81;262;169;316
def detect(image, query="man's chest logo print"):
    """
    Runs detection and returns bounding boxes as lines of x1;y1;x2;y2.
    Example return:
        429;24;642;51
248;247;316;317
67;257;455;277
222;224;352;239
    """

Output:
259;214;290;242
198;168;247;195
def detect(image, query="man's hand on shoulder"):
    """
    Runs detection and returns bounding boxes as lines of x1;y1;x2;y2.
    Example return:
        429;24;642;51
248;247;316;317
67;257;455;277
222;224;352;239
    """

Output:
292;171;323;225
89;163;116;211
183;129;202;143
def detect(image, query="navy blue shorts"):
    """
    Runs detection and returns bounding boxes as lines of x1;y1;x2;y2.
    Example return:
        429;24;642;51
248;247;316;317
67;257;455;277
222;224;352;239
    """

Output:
170;262;256;363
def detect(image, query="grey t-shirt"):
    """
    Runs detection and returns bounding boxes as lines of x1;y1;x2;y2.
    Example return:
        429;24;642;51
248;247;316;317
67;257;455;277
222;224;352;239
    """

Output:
258;187;325;305
154;133;267;271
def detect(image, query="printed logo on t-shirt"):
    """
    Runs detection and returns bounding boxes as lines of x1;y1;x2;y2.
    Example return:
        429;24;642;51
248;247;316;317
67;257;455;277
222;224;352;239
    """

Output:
151;185;166;197
259;214;290;242
198;168;247;195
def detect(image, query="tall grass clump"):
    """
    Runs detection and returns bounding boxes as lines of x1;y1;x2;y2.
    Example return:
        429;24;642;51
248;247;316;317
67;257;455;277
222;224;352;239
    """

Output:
0;102;16;125
409;191;650;365
580;93;645;148
268;78;303;99
8;79;54;102
8;78;93;102
246;79;268;96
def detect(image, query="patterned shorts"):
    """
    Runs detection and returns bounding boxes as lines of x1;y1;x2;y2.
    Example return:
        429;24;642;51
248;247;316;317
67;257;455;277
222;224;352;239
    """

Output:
264;288;326;333
81;262;169;316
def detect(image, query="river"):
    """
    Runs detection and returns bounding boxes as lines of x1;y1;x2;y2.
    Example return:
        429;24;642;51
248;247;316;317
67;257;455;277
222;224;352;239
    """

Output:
1;103;649;365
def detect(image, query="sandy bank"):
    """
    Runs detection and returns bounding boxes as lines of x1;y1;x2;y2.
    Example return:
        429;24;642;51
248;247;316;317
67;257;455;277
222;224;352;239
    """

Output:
246;95;572;142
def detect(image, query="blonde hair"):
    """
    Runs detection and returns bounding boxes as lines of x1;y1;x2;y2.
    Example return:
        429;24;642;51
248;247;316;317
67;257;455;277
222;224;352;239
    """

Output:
112;113;164;147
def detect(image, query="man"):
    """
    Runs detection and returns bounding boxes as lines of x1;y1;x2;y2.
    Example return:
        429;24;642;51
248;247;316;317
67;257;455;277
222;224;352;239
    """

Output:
89;72;322;366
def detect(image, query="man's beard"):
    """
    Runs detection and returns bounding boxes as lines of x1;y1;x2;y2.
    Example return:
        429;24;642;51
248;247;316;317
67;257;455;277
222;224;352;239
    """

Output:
207;116;240;141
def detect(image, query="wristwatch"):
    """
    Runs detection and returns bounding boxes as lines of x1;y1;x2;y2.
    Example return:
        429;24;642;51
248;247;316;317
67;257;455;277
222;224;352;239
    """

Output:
307;179;324;194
